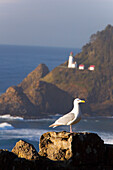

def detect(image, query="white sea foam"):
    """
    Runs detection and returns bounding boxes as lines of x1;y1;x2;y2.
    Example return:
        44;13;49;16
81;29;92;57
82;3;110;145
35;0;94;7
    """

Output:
0;114;24;120
49;114;62;118
0;122;14;130
0;128;49;141
25;118;54;122
98;132;113;144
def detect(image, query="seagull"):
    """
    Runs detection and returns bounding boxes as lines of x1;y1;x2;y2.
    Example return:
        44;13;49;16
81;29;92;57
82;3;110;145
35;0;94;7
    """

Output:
49;98;85;133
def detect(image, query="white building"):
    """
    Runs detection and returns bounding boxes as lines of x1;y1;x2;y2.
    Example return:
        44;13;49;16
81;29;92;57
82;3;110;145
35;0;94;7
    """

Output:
68;52;77;68
88;65;95;71
79;64;84;70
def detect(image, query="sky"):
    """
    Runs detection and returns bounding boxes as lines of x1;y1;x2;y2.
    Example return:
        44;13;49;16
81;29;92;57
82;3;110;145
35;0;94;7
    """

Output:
0;0;113;48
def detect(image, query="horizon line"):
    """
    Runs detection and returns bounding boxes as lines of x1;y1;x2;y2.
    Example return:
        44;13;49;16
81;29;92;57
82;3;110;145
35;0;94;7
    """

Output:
0;43;81;50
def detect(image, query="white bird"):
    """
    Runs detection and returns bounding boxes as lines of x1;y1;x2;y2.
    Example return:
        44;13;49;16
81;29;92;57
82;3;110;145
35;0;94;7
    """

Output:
49;98;85;133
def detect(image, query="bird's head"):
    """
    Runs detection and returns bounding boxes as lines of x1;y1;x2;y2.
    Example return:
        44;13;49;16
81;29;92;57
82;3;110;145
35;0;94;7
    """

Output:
74;98;85;105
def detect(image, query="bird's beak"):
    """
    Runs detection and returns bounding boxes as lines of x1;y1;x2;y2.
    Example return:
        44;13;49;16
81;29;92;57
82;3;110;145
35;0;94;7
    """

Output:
80;100;85;103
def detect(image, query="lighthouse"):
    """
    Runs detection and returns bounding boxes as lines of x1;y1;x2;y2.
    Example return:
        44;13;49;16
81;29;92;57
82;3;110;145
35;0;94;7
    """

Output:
68;52;77;68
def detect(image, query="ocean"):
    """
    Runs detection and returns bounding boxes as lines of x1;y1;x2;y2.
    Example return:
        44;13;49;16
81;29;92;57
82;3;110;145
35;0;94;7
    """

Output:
0;45;80;93
0;115;113;151
0;45;113;152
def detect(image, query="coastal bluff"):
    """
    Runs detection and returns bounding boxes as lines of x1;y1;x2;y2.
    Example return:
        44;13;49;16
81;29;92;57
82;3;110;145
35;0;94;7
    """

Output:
0;63;73;118
1;131;113;169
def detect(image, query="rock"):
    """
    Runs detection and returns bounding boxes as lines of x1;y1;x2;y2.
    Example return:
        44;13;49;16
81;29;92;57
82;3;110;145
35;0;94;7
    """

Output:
1;133;113;169
12;140;39;160
104;144;113;165
0;63;73;118
0;149;36;170
25;80;73;114
0;149;64;170
0;86;36;118
39;131;105;166
19;63;49;91
0;150;17;170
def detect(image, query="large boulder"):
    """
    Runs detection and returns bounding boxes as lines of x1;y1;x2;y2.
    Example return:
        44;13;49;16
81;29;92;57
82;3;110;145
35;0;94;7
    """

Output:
39;131;105;166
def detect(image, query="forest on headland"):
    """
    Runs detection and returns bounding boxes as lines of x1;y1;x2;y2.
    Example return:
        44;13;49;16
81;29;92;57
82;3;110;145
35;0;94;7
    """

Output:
42;24;113;116
0;25;113;117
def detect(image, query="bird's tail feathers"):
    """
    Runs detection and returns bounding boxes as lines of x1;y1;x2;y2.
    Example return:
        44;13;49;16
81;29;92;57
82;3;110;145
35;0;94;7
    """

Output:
49;123;55;127
49;123;60;128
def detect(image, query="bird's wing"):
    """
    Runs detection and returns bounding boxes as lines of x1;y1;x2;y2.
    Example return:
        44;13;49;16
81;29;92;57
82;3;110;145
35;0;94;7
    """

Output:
55;112;75;125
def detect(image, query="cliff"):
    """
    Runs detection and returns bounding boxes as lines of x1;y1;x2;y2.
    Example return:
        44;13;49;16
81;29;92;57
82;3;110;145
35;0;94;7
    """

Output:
42;25;113;116
1;132;113;169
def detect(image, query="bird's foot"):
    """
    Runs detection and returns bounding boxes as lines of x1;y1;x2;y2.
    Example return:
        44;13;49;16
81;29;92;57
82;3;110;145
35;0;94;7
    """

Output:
70;125;73;133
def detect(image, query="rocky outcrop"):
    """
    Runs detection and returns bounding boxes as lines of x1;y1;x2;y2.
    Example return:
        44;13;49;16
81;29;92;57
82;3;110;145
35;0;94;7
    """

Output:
0;86;36;117
12;140;39;160
39;131;113;169
0;64;73;118
1;132;113;169
39;131;105;163
19;63;49;91
0;149;61;170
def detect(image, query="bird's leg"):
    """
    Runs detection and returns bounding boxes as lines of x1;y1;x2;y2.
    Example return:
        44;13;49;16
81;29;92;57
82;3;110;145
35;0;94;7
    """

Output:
70;125;73;133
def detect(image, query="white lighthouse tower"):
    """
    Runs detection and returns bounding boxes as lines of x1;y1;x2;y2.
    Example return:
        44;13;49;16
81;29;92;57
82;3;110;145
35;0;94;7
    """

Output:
68;52;77;68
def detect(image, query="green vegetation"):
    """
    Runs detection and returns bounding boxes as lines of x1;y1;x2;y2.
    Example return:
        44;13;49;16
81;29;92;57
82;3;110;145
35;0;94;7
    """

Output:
42;25;113;116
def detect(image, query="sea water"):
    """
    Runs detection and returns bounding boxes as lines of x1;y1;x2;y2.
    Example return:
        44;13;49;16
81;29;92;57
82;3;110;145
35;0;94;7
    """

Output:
0;45;113;151
0;45;80;93
0;115;113;151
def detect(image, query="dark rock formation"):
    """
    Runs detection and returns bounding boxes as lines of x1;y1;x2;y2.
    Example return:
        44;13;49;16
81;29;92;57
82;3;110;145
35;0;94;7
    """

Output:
0;149;62;170
0;64;73;118
19;63;49;91
0;86;36;117
24;80;73;114
12;140;39;160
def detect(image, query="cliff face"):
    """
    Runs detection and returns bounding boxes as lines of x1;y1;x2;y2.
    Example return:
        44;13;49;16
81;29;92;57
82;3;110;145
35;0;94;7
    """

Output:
0;64;73;118
19;63;49;91
42;25;113;116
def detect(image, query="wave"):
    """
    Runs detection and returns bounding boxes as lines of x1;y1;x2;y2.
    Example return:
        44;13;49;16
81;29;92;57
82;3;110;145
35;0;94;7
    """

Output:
98;132;113;144
0;128;49;141
0;122;14;130
25;118;55;122
0;114;24;120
